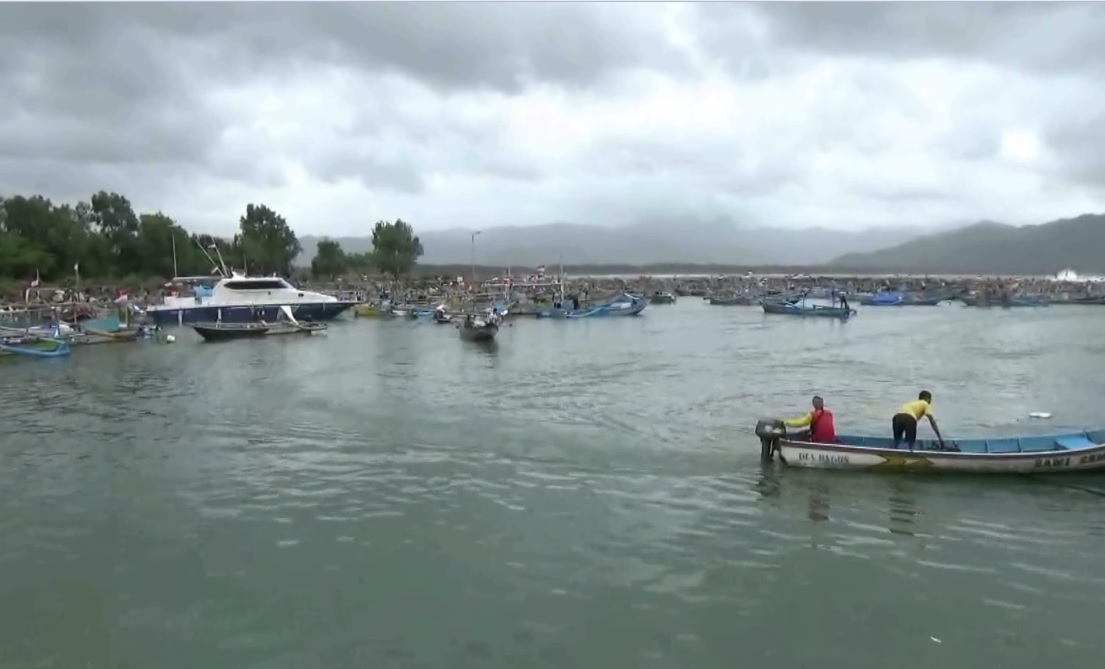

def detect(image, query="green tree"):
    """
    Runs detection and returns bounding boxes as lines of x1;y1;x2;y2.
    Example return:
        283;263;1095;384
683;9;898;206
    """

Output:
310;238;349;278
91;191;141;277
371;219;423;278
346;251;375;275
237;203;300;276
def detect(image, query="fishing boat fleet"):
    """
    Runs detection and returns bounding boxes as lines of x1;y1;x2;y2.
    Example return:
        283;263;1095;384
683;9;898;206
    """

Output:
696;286;1058;320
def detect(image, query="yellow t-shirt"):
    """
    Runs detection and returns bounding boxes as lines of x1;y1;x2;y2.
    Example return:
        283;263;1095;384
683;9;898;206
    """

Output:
898;399;933;420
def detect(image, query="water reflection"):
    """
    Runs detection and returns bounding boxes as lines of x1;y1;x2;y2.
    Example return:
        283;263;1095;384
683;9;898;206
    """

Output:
886;479;918;536
753;466;930;536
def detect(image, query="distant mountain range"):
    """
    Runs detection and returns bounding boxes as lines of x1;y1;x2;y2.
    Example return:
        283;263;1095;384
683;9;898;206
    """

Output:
297;218;960;267
828;214;1105;275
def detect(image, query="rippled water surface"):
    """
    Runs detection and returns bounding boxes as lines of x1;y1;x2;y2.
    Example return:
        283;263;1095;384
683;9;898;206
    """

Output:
3;302;1105;668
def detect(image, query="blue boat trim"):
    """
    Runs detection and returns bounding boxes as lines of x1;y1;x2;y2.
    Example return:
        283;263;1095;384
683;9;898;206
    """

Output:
809;430;1105;457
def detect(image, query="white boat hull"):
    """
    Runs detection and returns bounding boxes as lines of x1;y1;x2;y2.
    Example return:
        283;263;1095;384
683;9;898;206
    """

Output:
776;440;1105;474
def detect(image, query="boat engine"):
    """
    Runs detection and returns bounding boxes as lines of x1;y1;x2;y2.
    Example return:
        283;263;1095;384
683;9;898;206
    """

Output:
755;418;786;461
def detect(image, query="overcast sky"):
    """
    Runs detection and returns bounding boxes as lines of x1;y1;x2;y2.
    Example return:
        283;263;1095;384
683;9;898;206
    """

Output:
2;2;1104;236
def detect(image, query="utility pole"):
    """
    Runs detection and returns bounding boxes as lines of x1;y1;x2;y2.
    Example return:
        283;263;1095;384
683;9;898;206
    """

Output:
470;229;482;289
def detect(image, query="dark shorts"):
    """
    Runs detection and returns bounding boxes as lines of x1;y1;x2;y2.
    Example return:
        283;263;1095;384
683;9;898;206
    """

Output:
892;413;918;447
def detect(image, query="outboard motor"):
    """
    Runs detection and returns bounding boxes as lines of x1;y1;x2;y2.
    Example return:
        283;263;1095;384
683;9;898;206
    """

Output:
755;418;786;461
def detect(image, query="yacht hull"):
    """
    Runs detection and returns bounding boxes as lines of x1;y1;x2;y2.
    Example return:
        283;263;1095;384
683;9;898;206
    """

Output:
147;301;355;326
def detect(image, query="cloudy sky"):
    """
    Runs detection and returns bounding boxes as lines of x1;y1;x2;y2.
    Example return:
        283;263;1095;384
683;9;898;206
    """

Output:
2;2;1104;236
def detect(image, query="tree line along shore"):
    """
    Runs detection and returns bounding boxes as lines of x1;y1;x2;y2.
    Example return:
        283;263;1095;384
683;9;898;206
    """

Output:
0;191;1087;298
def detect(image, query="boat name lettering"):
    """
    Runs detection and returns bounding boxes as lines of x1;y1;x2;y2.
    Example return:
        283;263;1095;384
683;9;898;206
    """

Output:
1033;457;1071;469
798;452;850;465
1078;452;1105;465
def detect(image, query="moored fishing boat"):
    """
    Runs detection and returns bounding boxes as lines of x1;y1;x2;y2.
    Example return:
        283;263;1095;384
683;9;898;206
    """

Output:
192;321;271;342
859;291;948;306
536;293;647;319
352;303;386;318
761;299;855;319
0;335;71;359
708;294;758;306
649;291;676;304
961;294;1050;308
753;419;1105;474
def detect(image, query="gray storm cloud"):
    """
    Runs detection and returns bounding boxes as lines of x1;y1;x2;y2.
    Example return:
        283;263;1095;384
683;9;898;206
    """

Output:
1;2;1103;236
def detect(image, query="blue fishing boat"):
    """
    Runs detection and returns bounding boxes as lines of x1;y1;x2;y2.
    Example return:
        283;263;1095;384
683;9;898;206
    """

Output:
754;419;1105;474
536;293;647;319
859;291;947;306
0;335;71;359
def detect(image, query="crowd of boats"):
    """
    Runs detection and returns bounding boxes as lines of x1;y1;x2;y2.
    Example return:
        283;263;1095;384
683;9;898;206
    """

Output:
3;263;1103;362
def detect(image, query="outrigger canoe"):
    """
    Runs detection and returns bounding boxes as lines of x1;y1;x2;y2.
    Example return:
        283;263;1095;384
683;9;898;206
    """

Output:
754;419;1105;474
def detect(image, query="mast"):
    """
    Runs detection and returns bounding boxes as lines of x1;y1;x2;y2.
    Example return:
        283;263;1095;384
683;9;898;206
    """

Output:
171;232;179;277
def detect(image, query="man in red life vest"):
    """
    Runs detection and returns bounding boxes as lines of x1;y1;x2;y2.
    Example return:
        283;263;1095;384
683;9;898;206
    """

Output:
783;395;837;443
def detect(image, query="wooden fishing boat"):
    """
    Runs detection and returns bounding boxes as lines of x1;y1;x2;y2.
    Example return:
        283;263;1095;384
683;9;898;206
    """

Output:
192;321;271;342
458;314;500;342
76;326;143;344
761;300;855;319
708;294;758;306
0;336;71;359
961;294;1050;308
352;303;386;318
753;419;1105;474
649;292;676;304
266;321;327;336
859;292;948;306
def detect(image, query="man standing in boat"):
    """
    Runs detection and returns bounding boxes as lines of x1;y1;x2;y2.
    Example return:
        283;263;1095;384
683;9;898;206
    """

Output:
783;396;837;443
892;391;944;449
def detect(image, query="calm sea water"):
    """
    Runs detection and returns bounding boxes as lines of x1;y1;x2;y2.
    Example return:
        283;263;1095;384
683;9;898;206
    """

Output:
2;302;1104;669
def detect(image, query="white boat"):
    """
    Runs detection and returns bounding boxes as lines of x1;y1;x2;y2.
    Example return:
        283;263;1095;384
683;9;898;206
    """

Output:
754;419;1105;474
145;273;355;326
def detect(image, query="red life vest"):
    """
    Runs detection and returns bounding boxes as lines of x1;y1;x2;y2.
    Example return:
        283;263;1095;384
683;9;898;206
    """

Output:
809;408;837;443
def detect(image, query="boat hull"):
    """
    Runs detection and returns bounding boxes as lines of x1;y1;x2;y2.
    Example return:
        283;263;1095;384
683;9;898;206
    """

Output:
459;324;499;341
768;432;1105;474
708;296;757;306
859;295;947;306
352;304;385;318
761;302;855;319
0;337;71;358
148;301;355;326
192;322;271;342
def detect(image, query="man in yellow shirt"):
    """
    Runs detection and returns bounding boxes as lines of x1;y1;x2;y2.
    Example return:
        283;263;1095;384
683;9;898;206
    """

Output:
892;390;944;449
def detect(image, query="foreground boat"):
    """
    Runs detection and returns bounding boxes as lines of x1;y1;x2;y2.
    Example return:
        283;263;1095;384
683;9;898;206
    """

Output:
0;336;71;359
458;313;501;342
754;419;1105;474
761;300;855;319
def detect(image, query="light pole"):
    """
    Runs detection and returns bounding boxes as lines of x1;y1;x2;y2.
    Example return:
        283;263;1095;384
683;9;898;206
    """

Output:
470;229;481;289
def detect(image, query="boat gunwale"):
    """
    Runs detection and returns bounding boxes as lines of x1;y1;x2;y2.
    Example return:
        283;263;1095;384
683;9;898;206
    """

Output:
778;436;1105;461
